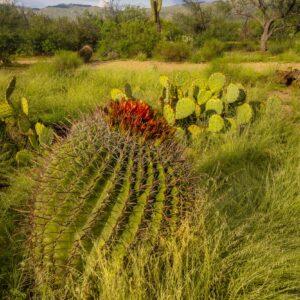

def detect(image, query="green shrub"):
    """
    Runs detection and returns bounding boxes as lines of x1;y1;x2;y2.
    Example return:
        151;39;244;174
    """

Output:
191;39;225;63
51;51;82;75
154;41;192;62
135;52;147;61
268;39;295;55
224;40;258;52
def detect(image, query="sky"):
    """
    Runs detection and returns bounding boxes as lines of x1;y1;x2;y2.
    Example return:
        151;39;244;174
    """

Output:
15;0;183;8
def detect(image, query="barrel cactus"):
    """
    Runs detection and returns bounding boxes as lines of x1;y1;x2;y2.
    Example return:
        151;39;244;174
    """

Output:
78;45;93;63
0;133;15;189
28;103;193;290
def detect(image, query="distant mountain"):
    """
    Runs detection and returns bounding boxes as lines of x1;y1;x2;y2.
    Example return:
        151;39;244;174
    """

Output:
46;4;93;9
33;2;212;19
36;4;104;19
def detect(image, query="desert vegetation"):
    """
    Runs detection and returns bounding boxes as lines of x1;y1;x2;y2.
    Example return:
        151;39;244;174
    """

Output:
0;0;299;299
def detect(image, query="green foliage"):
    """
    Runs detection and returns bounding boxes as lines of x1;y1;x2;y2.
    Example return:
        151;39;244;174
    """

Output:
191;39;225;63
0;4;27;64
28;110;192;291
97;8;159;59
51;51;83;75
15;149;33;167
154;41;192;62
159;72;255;138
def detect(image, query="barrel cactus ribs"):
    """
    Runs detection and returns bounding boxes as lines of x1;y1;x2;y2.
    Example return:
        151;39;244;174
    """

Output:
29;103;194;288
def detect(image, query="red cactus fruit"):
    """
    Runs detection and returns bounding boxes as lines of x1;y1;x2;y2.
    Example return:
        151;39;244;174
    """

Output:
105;99;173;140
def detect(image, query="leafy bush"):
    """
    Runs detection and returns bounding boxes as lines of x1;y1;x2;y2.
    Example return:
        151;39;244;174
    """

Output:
154;41;192;62
51;51;83;74
268;39;295;55
0;4;27;64
224;40;258;52
97;8;159;59
135;52;147;61
191;39;225;62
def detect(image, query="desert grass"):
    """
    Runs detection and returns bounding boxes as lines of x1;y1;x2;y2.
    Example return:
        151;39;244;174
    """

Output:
0;60;299;299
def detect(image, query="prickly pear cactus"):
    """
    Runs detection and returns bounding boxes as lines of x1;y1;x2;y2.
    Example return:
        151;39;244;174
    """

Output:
0;77;54;158
159;72;254;138
29;109;193;289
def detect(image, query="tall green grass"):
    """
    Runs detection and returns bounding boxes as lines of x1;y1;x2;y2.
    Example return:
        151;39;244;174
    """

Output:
29;97;299;299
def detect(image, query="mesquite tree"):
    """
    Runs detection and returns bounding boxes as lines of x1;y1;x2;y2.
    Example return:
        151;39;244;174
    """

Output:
230;0;299;51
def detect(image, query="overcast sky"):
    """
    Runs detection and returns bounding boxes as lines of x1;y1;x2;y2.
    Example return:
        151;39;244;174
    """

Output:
16;0;182;8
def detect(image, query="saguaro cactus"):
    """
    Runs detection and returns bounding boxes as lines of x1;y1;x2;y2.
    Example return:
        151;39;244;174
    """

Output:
150;0;162;32
29;109;193;289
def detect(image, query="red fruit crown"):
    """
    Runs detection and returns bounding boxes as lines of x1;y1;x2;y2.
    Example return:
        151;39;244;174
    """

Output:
105;98;173;140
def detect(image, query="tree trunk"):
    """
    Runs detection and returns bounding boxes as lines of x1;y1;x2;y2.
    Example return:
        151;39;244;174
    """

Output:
260;20;274;52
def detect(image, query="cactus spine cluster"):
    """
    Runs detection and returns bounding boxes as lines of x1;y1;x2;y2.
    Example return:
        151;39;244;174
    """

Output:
159;72;254;139
29;110;192;288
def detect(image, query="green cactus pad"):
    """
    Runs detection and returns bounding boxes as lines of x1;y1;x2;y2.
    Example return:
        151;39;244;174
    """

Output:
111;89;126;101
0;101;13;119
5;76;16;104
225;83;241;103
197;90;213;105
159;75;170;88
226;117;237;132
175;98;195;120
208;114;225;133
163;104;175;125
28;111;193;288
192;78;207;92
188;125;203;139
205;98;223;114
236;103;253;125
38;126;54;146
208;73;226;93
21;97;29;115
195;104;201;117
18;114;31;134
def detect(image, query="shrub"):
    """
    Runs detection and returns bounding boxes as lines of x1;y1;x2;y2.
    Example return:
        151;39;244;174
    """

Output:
135;52;147;61
224;40;258;52
78;45;93;63
51;51;82;74
28;108;193;294
154;41;192;62
268;39;295;55
191;39;225;63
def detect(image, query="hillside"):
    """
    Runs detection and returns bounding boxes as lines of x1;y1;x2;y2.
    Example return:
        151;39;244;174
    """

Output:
33;3;190;19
